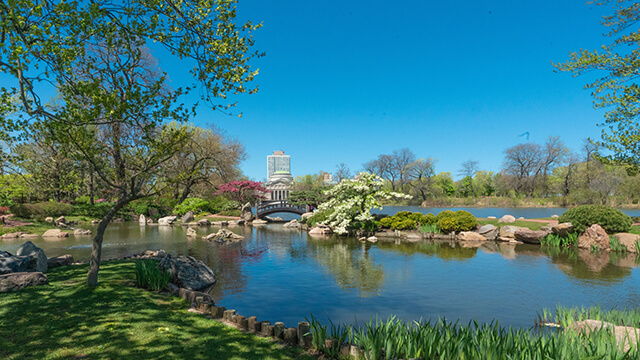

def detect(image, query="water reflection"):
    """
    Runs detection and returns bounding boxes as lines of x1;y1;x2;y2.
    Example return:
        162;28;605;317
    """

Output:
307;238;385;297
541;246;637;282
375;240;479;262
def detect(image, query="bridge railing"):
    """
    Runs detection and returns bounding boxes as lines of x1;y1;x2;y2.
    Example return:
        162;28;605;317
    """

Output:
255;200;307;217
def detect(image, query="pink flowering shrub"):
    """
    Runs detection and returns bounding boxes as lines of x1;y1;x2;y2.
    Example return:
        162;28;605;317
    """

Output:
214;181;269;204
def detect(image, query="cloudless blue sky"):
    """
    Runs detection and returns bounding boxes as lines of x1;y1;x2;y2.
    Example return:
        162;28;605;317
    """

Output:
167;0;611;181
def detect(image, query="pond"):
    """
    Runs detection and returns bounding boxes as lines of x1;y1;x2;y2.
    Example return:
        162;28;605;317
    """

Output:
2;222;639;329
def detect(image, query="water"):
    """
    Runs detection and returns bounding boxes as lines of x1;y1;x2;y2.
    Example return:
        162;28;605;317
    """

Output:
375;206;640;218
2;221;638;329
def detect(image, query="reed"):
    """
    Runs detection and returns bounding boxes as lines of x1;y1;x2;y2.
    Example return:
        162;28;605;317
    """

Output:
134;259;170;291
541;232;578;247
418;223;441;234
609;236;629;252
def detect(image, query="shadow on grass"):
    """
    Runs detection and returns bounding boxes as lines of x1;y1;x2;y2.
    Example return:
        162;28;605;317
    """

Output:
0;261;314;360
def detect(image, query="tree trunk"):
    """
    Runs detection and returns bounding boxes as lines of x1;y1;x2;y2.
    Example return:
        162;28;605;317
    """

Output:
86;196;131;286
177;183;193;204
89;170;94;206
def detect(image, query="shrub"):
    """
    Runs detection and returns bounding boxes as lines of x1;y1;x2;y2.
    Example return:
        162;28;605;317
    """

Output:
419;223;441;234
454;210;478;231
10;202;74;219
209;196;240;213
0;207;8;215
391;219;416;230
379;212;432;229
379;217;394;228
134;259;170;291
436;210;455;223
72;202;113;218
74;196;91;205
421;213;436;225
173;197;211;216
558;205;632;233
435;210;477;233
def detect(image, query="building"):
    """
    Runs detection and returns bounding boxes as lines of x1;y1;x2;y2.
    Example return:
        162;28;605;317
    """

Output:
265;151;293;201
267;150;290;180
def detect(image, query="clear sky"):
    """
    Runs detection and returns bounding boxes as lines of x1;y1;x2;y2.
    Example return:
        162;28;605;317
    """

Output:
166;1;612;181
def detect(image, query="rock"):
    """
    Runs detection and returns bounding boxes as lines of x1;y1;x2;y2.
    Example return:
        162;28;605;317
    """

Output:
73;228;92;236
0;251;30;274
139;214;146;225
91;219;100;225
367;236;378;243
283;219;301;229
487;216;497;219
16;241;48;273
478;224;498;240
197;218;211;226
241;203;253;222
266;216;284;222
158;215;178;226
252;219;268;225
47;255;74;268
612;233;639;253
551;214;559;218
457;232;486;241
0;272;48;292
181;210;194;224
301;212;313;220
552;222;574;237
202;228;245;242
186;227;197;237
42;229;69;238
540;226;553;232
514;229;548;244
211;221;228;226
228;220;244;226
567;320;640;352
498;215;516;223
517;217;525;220
20;233;39;239
158;255;216;291
55;216;66;225
309;225;332;235
1;232;26;239
45;217;54;223
499;226;529;239
578;224;609;251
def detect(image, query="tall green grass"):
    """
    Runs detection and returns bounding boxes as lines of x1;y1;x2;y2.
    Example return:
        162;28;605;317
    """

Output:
610;236;629;252
541;232;578;247
418;223;441;234
134;259;170;291
306;312;637;359
537;305;640;328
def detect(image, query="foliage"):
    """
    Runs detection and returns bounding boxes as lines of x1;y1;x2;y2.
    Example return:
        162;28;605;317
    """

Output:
134;260;170;291
419;223;441;234
10;201;74;219
306;314;348;358
541;233;579;247
609;236;628;252
379;211;436;230
288;189;327;208
173;197;211;216
558;205;632;233
209;196;240;213
72;202;114;218
313;173;412;235
214;181;268;205
538;304;640;329
436;210;478;233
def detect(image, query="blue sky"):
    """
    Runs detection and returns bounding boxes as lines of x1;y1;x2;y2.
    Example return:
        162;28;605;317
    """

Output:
161;1;612;181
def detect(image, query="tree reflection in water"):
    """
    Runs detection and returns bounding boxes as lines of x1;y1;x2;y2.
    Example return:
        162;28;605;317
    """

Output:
541;245;638;282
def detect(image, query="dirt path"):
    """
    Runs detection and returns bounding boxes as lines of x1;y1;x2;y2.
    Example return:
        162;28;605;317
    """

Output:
1;214;33;228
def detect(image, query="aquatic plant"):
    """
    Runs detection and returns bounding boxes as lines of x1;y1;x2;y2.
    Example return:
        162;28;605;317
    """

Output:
541;232;578;247
419;223;441;234
134;259;170;291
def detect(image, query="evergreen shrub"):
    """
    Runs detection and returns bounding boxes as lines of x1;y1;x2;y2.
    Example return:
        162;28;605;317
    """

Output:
435;210;477;233
558;205;632;233
10;202;74;219
379;211;434;230
173;197;211;216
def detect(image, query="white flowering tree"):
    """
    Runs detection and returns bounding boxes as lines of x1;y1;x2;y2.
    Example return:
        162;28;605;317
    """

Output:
315;172;411;234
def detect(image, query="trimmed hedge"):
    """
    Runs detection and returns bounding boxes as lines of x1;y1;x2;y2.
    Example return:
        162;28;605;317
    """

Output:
379;211;437;231
10;202;74;219
557;205;632;233
435;210;478;233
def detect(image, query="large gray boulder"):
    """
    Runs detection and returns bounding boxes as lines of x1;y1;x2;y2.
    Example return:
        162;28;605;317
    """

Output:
552;222;574;237
47;254;74;269
283;219;302;229
181;210;195;224
158;255;216;291
202;228;245;242
457;232;486;242
0;272;48;292
73;228;92;236
16;241;47;273
158;215;178;226
514;229;548;244
0;251;30;274
42;229;69;238
197;218;211;226
498;215;516;224
478;224;498;240
139;214;147;225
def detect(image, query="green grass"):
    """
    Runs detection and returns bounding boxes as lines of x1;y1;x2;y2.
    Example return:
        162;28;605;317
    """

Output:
477;218;548;231
541;232;578;247
0;221;56;236
629;225;640;235
418;223;441;234
0;261;315;360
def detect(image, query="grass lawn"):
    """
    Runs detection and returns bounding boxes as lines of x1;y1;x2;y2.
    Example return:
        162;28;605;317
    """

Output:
477;218;550;231
0;221;55;236
0;261;316;360
630;225;640;235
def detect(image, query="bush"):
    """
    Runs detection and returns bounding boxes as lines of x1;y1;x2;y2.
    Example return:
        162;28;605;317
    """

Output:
558;205;632;233
72;202;113;218
379;217;394;228
10;202;74;219
379;212;434;229
435;210;477;233
134;259;170;291
421;213;436;225
391;219;417;230
173;197;211;216
209;196;240;213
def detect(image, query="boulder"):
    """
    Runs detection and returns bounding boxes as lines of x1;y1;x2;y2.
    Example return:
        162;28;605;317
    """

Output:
228;220;244;226
181;211;195;224
197;218;211;226
186;227;197;237
514;229;548;244
139;214;147;225
540;226;553;232
499;226;529;239
212;221;228;226
487;216;497;219
0;272;48;293
517;217;525;220
309;225;332;235
47;255;74;269
202;228;245;242
611;233;639;253
73;228;92;236
301;212;313;220
457;232;486;241
266;216;284;222
44;217;54;223
42;229;69;238
478;224;498;240
16;241;47;273
283;219;301;229
252;219;268;225
91;219;100;225
552;222;574;237
158;215;177;226
158;255;216;291
0;251;30;274
567;320;640;352
55;216;66;224
578;224;610;251
367;236;378;243
20;233;39;239
1;232;26;239
241;203;253;222
498;215;516;224
551;214;559;218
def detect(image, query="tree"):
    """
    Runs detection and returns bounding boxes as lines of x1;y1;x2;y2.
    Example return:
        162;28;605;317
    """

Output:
214;181;269;205
334;163;352;182
457;160;479;197
433;172;456;197
555;0;640;171
503;143;543;196
0;0;261;286
539;136;569;196
390;148;416;191
314;172;410;235
362;154;394;188
407;158;437;201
